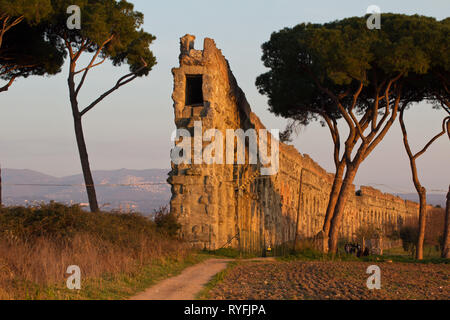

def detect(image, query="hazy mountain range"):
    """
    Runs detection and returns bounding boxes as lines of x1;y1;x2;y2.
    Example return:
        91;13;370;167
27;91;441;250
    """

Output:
0;169;446;214
1;168;172;215
394;193;447;209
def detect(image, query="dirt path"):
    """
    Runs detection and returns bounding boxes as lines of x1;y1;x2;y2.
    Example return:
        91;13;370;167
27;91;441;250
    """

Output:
130;259;232;300
131;258;275;300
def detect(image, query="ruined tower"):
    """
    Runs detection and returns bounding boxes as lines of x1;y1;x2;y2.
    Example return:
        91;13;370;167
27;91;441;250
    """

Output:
168;35;263;251
168;35;420;253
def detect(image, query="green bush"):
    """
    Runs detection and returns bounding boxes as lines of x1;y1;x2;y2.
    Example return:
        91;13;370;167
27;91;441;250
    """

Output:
0;202;160;248
400;226;419;256
355;224;383;243
154;206;181;238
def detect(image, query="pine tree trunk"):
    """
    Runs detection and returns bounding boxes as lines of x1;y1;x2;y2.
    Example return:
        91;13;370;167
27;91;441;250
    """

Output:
416;190;427;260
442;186;450;259
329;167;358;253
399;108;430;261
405;155;427;260
68;68;99;213
322;162;345;238
73;116;99;213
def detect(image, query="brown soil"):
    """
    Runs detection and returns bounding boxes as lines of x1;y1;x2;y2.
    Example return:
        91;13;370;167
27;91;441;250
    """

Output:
208;261;450;300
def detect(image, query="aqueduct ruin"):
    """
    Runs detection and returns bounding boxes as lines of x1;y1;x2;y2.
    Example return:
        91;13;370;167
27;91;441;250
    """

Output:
168;35;420;253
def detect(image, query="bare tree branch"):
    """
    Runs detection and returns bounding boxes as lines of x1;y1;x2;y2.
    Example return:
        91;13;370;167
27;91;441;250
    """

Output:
0;75;16;92
72;39;88;64
63;34;75;61
79;61;148;117
399;103;416;160
348;82;366;142
363;87;402;160
0;15;24;48
413;116;450;159
320;112;341;168
369;74;403;140
74;56;106;75
74;35;114;97
302;66;358;154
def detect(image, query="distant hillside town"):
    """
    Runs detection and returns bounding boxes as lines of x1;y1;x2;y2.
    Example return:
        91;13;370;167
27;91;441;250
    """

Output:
1;168;172;215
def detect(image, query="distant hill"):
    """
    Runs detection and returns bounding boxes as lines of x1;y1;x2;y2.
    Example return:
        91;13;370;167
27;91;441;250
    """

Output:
1;168;171;215
395;193;447;208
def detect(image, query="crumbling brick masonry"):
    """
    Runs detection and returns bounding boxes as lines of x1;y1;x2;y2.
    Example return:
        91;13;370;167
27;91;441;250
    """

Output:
168;35;420;253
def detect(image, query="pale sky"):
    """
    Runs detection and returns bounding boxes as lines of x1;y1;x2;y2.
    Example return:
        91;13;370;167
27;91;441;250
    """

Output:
0;0;449;194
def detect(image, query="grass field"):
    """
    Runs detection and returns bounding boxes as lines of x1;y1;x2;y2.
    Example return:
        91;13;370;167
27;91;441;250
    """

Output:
16;254;209;300
384;246;442;258
0;203;197;300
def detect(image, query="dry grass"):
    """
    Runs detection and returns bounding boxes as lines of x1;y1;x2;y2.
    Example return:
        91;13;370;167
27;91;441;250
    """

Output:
0;204;190;300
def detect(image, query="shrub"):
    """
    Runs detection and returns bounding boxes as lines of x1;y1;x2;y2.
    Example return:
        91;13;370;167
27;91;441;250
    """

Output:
0;202;159;247
355;224;383;244
400;226;419;256
0;203;190;299
154;206;181;238
388;229;401;241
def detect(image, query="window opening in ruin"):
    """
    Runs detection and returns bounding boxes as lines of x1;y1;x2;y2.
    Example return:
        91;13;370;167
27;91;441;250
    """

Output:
185;75;204;106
